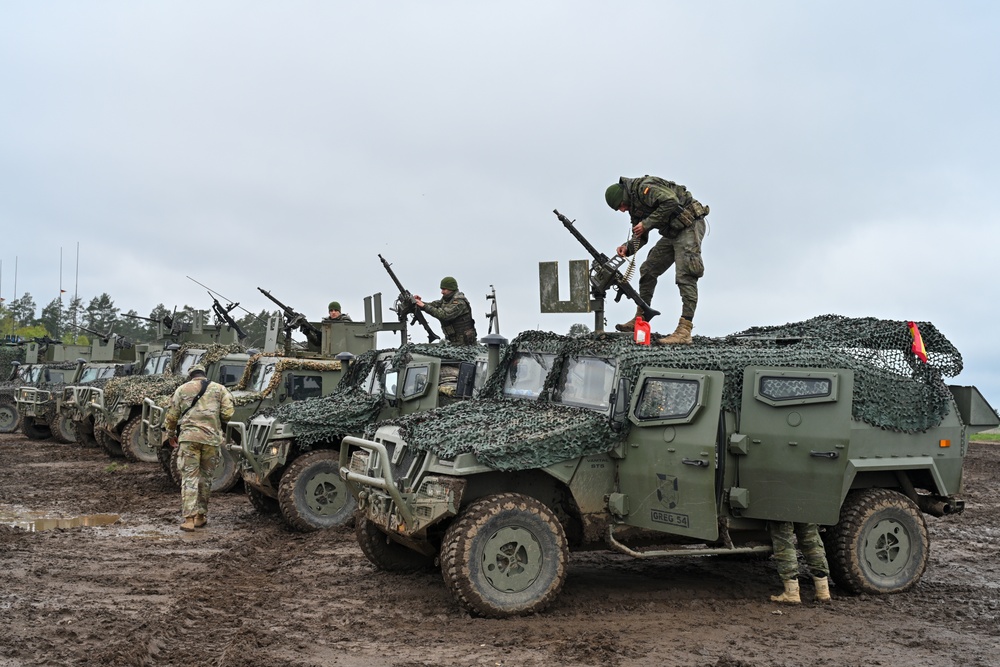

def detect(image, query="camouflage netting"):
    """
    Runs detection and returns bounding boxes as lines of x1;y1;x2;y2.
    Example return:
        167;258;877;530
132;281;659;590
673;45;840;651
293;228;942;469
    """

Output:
230;353;343;407
170;342;246;374
268;342;487;446
377;315;964;471
0;346;25;382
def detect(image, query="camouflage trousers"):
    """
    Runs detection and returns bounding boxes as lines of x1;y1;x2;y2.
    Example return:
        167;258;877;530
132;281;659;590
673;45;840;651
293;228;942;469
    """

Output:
177;440;221;518
768;521;830;581
638;218;706;320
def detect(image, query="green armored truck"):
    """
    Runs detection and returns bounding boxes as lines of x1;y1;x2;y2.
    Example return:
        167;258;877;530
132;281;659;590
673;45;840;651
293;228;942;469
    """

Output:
339;317;998;617
7;340;95;440
236;340;493;531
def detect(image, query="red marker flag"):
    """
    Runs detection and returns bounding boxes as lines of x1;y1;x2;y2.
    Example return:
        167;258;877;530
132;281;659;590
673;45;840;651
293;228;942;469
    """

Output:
907;321;928;363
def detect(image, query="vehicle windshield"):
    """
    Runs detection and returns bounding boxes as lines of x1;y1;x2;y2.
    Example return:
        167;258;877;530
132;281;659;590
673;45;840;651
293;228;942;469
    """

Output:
176;351;205;376
249;358;279;391
24;366;43;383
78;366;117;383
553;355;617;411
503;352;556;400
362;357;395;397
141;353;172;376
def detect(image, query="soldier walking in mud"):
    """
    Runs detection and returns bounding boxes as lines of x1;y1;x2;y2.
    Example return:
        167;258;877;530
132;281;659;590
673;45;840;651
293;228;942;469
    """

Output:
768;521;833;603
163;363;235;531
414;277;478;345
604;175;709;345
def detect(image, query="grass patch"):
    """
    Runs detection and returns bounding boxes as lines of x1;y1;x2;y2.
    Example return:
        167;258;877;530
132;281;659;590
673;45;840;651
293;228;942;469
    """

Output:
104;462;128;473
970;433;1000;442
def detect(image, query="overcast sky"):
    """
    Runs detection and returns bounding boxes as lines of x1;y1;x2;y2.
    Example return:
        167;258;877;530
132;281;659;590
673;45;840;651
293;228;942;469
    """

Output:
2;1;998;406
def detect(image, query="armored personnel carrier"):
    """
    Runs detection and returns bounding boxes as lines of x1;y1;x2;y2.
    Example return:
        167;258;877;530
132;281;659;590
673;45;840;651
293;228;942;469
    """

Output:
340;317;998;617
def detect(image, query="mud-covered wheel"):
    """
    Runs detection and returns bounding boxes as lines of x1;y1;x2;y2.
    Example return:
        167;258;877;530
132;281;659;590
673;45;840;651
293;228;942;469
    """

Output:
825;488;929;594
357;516;435;573
245;484;279;514
211;446;240;493
21;418;52;440
96;427;124;458
278;449;356;531
0;400;21;434
120;415;158;463
440;493;568;618
48;412;77;444
76;418;98;448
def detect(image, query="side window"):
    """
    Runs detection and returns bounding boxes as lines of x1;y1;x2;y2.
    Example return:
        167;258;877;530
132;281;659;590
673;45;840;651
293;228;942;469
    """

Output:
634;378;699;421
402;366;430;399
289;375;323;401
753;370;839;407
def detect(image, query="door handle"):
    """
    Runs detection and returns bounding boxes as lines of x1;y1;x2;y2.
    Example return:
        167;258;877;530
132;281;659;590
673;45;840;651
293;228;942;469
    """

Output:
682;458;710;467
810;450;839;459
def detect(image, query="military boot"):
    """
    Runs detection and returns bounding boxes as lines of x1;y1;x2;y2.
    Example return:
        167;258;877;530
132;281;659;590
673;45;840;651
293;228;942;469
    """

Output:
180;516;197;532
194;514;208;528
615;308;643;333
770;578;801;604
814;577;832;602
658;317;693;345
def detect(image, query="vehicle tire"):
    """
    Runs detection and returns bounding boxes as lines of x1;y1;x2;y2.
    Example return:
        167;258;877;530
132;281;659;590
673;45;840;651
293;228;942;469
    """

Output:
21;417;52;441
96;427;124;458
76;418;98;448
825;488;929;595
120;415;159;463
211;446;240;493
246;484;279;514
356;516;435;573
49;412;77;444
0;399;21;434
439;493;568;618
278;449;356;532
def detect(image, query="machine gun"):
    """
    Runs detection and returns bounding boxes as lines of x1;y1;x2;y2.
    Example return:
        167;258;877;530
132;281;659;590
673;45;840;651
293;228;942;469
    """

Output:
378;254;441;343
208;293;247;342
124;310;181;336
553;209;660;323
70;324;133;349
485;285;500;335
257;287;322;349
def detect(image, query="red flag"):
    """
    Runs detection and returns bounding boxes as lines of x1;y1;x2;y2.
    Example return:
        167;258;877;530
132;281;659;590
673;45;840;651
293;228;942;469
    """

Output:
907;321;928;363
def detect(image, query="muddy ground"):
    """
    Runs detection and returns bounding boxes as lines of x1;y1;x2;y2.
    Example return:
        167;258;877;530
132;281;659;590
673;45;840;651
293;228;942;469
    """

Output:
0;433;997;667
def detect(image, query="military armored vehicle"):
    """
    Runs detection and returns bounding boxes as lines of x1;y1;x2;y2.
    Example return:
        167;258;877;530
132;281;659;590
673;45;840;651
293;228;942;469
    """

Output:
339;317;998;617
0;341;29;433
237;340;494;531
16;331;137;443
5;340;93;440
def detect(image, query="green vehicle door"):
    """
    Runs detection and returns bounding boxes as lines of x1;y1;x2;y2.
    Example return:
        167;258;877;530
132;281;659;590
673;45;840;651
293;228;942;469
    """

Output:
734;367;852;525
615;368;724;541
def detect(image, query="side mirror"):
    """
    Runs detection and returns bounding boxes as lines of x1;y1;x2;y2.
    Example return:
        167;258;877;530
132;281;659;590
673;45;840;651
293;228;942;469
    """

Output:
609;377;630;432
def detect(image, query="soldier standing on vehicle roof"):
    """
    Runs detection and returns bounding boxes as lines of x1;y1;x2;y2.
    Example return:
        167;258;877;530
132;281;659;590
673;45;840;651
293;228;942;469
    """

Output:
605;175;709;345
323;301;352;323
163;363;235;532
768;521;833;604
414;277;478;345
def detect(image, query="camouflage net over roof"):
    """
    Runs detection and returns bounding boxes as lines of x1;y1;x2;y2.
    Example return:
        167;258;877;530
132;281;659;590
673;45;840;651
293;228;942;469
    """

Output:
230;353;343;407
269;342;487;447
0;346;25;382
376;315;963;471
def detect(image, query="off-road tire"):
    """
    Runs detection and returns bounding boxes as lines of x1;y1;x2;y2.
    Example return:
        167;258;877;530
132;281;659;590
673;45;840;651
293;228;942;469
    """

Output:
168;443;239;492
825;488;929;594
278;449;356;532
75;418;98;448
356;516;435;573
246;484;279;514
49;412;77;444
440;493;568;618
21;417;52;441
96;427;124;458
120;415;159;463
0;399;21;434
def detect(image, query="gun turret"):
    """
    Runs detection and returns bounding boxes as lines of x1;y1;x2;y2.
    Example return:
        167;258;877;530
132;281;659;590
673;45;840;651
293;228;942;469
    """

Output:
209;293;248;342
553;209;660;323
378;254;441;343
257;287;322;351
70;324;133;350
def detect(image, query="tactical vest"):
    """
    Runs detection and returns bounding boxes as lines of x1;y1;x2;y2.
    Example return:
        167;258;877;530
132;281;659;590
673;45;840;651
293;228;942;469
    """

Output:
442;293;478;345
625;176;708;233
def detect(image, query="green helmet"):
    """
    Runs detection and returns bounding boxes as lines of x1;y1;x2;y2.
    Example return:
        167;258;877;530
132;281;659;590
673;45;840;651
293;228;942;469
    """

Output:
440;276;459;291
605;183;624;210
328;301;341;312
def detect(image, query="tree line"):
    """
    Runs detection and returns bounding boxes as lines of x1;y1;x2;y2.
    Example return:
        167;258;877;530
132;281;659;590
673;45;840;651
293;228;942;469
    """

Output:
0;292;275;348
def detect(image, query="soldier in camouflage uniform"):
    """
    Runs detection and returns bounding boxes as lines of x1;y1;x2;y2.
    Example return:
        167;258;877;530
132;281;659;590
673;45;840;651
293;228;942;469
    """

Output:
768;521;833;603
414;277;478;345
605;176;709;345
323;301;352;323
163;363;235;531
